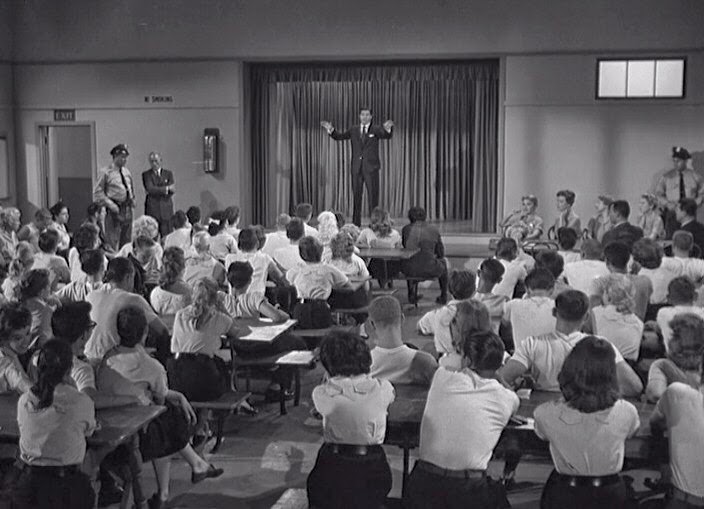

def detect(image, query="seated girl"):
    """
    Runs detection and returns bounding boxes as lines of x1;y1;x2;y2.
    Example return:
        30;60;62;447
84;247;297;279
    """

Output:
150;247;192;331
327;232;370;310
101;306;223;508
316;211;339;263
17;269;58;349
116;215;164;273
586;195;613;243
440;299;492;371
552;189;581;235
207;211;237;262
355;207;401;287
225;227;287;295
646;313;704;402
2;241;34;300
0;302;33;394
499;195;543;241
163;210;193;254
307;330;395;509
636;193;665;240
286;236;351;329
68;224;103;282
183;232;226;288
11;340;96;509
534;336;640;509
404;331;517;509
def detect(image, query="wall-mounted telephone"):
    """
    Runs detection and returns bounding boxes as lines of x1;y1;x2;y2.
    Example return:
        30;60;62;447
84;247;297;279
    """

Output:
203;128;220;173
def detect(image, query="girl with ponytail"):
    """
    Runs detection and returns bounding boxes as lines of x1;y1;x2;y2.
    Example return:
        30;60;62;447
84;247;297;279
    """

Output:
12;339;96;509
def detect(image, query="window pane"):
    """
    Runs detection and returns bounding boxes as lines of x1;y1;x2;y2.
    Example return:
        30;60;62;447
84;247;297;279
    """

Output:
655;60;684;97
598;61;626;97
627;60;655;97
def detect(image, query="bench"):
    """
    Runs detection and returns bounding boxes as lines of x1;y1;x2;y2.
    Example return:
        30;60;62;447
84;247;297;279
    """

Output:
272;488;308;509
294;325;356;349
190;390;251;453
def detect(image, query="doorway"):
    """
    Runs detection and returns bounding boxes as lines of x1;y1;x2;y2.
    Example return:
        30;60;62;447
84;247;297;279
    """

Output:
38;124;96;233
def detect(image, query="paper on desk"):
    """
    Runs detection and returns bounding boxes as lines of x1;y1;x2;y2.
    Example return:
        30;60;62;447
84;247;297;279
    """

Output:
512;417;535;431
276;350;315;365
239;319;297;342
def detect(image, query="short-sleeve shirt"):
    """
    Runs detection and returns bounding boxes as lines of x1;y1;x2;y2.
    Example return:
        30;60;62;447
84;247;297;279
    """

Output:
312;374;395;445
29;353;96;393
417;299;465;355
494;259;528;298
420;367;519;470
590;273;652;321
639;257;686;304
273;244;304;272
286;262;349;300
656;305;704;352
18;384;96;466
646;358;701;402
0;347;33;395
356;228;402;248
32;252;70;286
209;232;238;261
656;169;704;205
84;284;160;360
563;260;610;295
592;305;643;361
183;255;225;287
163;227;193;252
261;231;290;257
103;347;168;404
219;291;266;318
329;254;369;279
474;292;509;334
370;345;437;387
510;331;625;391
150;285;191;317
503;296;556;351
225;251;274;295
170;306;234;356
652;383;704;497
534;399;640;476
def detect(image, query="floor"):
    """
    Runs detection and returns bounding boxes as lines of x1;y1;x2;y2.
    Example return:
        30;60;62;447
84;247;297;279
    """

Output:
109;283;660;509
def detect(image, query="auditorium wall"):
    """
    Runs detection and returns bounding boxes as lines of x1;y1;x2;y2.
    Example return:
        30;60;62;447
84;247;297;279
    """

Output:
0;64;15;204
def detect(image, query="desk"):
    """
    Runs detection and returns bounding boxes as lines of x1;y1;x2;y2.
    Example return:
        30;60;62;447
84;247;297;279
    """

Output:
234;318;297;343
358;248;418;260
385;385;656;493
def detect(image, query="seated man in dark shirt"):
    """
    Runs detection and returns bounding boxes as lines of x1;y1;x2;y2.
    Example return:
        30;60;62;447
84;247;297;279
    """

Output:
675;198;704;258
601;200;643;250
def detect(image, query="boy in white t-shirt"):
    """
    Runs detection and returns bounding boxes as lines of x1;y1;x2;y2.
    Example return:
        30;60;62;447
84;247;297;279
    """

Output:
492;237;528;298
562;239;610;295
368;295;437;386
473;258;509;334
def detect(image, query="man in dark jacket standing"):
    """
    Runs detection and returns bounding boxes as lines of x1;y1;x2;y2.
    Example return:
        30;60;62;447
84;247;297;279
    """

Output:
142;151;174;238
321;108;394;226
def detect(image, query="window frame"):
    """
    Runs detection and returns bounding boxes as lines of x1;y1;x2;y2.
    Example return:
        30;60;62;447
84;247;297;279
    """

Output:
595;56;687;100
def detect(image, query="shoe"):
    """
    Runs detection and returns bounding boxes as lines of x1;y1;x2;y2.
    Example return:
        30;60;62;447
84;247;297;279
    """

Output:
147;493;164;509
97;482;124;507
239;401;259;415
191;464;224;484
265;387;294;403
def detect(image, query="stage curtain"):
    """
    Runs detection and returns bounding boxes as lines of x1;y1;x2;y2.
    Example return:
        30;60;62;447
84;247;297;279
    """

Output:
249;61;499;231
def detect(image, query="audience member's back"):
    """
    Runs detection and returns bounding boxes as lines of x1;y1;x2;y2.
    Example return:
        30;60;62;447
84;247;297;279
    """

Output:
562;239;609;295
502;268;557;351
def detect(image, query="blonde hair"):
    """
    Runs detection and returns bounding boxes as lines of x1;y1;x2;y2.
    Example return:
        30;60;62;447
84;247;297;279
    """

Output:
131;215;160;241
316;211;339;245
184;277;221;330
601;273;635;314
191;231;211;254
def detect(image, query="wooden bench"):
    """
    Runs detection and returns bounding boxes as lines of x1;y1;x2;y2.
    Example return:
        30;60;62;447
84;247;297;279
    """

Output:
190;390;251;453
272;488;308;509
294;325;356;349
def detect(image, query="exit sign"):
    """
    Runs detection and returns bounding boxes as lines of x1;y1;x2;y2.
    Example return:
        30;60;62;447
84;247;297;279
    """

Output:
144;95;174;104
54;109;76;121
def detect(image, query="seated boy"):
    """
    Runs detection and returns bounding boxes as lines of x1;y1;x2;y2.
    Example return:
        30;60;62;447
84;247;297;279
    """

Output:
473;258;509;334
54;249;105;304
535;250;573;297
556;227;581;265
492;238;528;298
501;268;556;352
368;295;437;386
656;276;704;352
32;229;70;290
562;239;609;295
499;290;643;396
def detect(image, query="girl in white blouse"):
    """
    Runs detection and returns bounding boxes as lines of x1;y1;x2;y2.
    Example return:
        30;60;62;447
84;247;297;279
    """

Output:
150;247;192;330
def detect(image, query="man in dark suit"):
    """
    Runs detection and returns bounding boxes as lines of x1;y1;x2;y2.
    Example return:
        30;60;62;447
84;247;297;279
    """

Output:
142;151;174;237
601;199;644;250
321;108;394;226
675;198;704;258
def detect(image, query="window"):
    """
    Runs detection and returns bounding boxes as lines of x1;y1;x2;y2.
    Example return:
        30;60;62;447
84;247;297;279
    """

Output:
597;58;685;99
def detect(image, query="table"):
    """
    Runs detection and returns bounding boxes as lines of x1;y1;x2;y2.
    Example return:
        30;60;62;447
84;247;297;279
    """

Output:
358;248;419;289
385;385;656;493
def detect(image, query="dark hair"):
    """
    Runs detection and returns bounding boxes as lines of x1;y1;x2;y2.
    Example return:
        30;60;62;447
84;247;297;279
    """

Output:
104;257;135;284
251;225;266;250
0;302;32;342
286;218;305;241
31;340;73;410
631;238;662;270
37;229;59;254
86;202;104;219
18;269;51;301
554;290;590;322
227;261;253;290
295;203;313;221
678;198;698;218
237;227;259;252
79;249;105;277
524;267;555;291
359;107;372;115
463;331;505;372
51;302;92;343
668;313;704;371
557;227;578;251
49;201;68;220
603;242;630;270
407;206;427;223
448;270;476;300
558;336;619;413
319;330;371;377
641;321;666;360
207;211;226;236
170;210;188;230
224;206;240;226
298;236;323;263
556;190;576;206
495;237;518;260
186;206;201;225
672;230;694;252
449;300;491;354
667;276;696;305
535;251;564;280
479;258;505;284
580;239;603;260
116;306;148;348
609;200;630;220
159;247;185;288
330;232;355;260
73;224;99;254
334;212;345;229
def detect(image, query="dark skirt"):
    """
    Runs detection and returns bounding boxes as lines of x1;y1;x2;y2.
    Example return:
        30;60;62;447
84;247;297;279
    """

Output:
540;470;634;509
327;286;369;310
293;300;333;329
139;402;191;461
167;353;228;402
307;443;391;509
4;463;94;509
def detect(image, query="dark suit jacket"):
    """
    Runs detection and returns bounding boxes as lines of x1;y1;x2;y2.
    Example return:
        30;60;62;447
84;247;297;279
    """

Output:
680;220;704;258
142;168;174;220
330;124;392;174
601;222;644;250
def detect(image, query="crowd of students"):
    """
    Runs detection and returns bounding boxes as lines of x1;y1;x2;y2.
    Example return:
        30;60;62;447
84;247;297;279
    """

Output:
0;185;703;509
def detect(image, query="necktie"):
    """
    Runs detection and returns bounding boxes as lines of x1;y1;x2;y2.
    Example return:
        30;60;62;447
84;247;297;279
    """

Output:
119;169;132;202
679;171;686;200
361;125;367;138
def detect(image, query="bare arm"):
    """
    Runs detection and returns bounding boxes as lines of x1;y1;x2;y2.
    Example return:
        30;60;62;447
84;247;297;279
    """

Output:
497;359;528;389
258;299;290;323
616;360;643;397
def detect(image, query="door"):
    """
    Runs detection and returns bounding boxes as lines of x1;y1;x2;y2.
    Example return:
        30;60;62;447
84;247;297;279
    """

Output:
38;124;95;233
